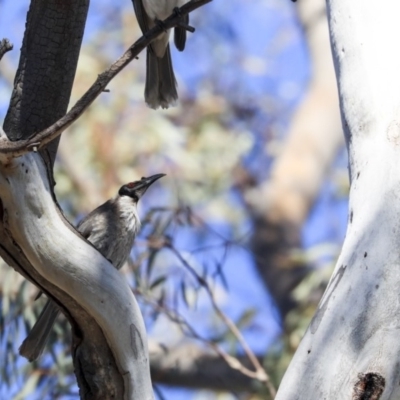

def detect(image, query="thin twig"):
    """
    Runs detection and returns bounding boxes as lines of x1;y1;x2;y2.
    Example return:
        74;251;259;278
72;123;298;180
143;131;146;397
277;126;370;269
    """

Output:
135;287;267;383
134;205;276;396
0;0;212;159
152;205;285;272
167;244;276;398
0;39;13;62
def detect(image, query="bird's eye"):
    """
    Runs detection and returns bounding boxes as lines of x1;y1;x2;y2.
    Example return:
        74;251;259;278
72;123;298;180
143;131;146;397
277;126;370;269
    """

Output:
127;182;136;188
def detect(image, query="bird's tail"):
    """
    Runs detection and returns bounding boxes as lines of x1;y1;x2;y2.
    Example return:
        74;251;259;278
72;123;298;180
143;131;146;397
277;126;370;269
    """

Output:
145;45;178;109
19;299;60;362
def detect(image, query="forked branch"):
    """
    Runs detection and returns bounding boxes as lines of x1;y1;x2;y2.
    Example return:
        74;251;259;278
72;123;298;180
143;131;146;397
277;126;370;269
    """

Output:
0;0;211;160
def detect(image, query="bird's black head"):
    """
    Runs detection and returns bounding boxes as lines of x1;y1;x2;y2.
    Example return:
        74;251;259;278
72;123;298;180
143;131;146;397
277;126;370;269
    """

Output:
118;174;165;202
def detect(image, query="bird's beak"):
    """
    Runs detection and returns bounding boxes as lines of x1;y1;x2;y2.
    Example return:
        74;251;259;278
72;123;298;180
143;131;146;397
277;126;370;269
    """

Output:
136;173;166;198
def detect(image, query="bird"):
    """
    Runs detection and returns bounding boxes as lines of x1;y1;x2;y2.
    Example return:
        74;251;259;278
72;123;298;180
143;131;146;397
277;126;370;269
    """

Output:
132;0;190;109
19;174;165;362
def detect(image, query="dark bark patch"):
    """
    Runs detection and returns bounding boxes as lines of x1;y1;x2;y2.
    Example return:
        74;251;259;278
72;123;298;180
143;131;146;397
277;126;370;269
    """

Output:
350;210;353;223
353;372;385;400
364;252;367;258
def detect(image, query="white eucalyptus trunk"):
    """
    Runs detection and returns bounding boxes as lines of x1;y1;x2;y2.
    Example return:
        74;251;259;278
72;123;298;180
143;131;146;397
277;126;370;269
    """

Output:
276;1;400;398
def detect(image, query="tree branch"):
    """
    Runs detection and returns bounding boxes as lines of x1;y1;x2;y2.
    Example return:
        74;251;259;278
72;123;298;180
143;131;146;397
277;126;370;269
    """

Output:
3;0;90;169
0;0;212;162
149;342;262;392
133;229;275;397
0;153;154;399
0;39;13;62
166;245;275;397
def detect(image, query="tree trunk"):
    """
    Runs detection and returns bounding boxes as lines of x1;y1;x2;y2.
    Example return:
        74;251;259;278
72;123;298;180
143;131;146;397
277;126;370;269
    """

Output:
0;2;153;399
276;1;400;398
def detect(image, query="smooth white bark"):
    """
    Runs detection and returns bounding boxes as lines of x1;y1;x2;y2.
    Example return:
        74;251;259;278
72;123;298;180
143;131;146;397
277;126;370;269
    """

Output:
0;153;153;400
276;1;400;398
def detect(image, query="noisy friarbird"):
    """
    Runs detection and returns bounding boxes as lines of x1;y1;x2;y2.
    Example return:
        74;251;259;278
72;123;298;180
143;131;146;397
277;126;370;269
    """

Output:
19;174;165;361
132;0;190;109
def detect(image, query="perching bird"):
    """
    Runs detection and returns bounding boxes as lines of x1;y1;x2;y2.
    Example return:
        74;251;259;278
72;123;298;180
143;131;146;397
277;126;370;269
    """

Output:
19;174;165;362
132;0;190;109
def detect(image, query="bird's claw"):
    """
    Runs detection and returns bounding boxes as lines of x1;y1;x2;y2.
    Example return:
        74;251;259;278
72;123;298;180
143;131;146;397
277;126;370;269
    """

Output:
177;21;195;33
155;19;168;33
173;8;195;32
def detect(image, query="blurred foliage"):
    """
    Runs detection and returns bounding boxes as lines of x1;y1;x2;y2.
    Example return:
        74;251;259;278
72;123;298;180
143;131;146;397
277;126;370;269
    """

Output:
0;1;349;399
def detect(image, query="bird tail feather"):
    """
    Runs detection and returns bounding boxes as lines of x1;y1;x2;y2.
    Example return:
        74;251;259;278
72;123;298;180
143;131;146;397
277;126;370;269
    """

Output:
145;45;178;109
19;300;60;362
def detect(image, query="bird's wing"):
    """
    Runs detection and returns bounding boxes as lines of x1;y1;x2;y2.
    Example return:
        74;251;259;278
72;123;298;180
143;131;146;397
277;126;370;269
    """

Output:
132;0;161;56
76;213;94;239
132;0;150;35
76;202;112;241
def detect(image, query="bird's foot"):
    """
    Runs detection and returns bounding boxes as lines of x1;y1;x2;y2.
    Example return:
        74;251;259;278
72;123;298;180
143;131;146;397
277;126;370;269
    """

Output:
155;19;168;33
173;6;182;17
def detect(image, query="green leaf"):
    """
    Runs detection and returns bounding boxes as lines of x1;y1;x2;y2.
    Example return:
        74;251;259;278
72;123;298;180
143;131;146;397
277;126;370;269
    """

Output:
236;308;256;329
149;275;167;290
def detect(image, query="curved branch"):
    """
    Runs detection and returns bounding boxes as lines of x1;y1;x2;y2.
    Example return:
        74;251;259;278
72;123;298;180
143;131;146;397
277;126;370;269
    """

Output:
0;153;153;400
0;0;212;161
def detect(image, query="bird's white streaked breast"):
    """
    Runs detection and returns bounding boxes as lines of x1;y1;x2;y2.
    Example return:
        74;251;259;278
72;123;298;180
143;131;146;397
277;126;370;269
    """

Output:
117;195;141;235
143;0;188;21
